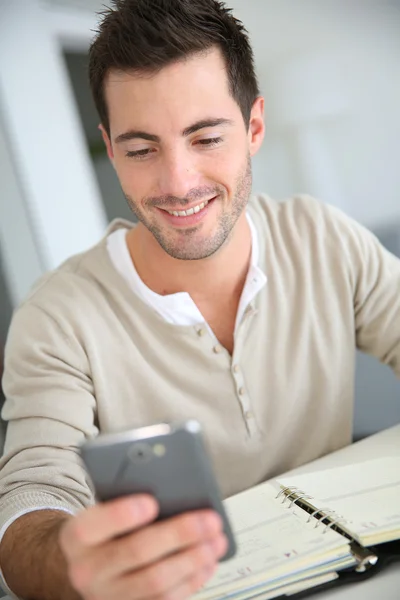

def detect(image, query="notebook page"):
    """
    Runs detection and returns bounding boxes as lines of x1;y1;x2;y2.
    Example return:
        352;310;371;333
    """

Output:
215;571;338;600
194;481;354;600
278;456;400;546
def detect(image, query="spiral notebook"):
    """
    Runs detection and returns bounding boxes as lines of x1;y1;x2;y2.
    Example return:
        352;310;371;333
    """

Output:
194;456;400;600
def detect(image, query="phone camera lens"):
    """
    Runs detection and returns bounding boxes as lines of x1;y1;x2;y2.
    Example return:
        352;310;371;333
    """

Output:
128;443;152;464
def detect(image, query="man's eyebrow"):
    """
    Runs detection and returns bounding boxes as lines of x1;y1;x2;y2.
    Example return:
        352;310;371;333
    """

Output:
114;118;234;145
182;118;234;137
115;131;160;144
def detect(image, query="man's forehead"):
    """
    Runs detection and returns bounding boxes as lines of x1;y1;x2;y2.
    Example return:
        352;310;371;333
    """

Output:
103;50;237;136
103;47;229;95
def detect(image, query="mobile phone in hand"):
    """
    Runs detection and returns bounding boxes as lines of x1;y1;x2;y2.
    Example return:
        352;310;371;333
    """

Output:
80;420;237;561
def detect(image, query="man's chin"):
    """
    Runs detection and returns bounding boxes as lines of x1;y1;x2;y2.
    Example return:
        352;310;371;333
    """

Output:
159;239;226;262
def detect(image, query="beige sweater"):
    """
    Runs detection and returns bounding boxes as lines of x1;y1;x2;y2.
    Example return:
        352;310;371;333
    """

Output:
1;195;399;531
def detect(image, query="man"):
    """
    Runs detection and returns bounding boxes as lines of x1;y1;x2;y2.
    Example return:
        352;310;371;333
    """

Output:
0;0;399;598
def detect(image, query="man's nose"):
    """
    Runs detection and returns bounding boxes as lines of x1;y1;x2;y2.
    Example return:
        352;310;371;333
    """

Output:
156;148;202;201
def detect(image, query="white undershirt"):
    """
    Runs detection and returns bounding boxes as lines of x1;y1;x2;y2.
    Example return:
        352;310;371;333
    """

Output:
107;213;267;340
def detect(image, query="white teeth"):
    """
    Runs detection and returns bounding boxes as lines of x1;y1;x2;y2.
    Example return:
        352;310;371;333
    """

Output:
166;200;209;217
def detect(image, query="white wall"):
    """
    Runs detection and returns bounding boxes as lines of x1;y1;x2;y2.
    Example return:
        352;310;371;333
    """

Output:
230;0;400;229
0;0;107;277
0;112;43;306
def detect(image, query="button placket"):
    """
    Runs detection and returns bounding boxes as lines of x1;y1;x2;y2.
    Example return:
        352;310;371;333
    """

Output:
237;385;251;414
235;303;257;349
193;326;230;364
213;345;223;354
230;361;258;435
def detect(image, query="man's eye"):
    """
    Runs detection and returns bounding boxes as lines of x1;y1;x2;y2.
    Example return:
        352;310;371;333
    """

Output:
196;137;223;148
126;148;155;159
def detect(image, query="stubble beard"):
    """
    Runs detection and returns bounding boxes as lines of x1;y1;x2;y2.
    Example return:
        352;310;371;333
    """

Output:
123;155;253;261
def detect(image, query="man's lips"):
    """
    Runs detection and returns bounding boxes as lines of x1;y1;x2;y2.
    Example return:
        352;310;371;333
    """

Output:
157;196;217;215
156;197;217;226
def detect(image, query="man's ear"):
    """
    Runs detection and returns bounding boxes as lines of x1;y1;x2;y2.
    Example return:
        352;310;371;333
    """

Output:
248;96;265;157
99;124;115;164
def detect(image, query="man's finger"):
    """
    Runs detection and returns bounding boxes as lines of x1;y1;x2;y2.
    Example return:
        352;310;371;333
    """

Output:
97;537;224;600
60;495;158;557
84;510;223;582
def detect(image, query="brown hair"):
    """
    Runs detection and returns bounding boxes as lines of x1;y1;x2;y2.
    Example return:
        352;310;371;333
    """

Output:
88;0;260;135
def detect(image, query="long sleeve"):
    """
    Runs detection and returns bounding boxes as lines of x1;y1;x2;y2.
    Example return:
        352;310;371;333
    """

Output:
328;205;400;378
0;302;98;529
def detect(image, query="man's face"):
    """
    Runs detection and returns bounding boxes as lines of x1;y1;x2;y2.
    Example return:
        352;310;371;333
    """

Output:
102;48;264;260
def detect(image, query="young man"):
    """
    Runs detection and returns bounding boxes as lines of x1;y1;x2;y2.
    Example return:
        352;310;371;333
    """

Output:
0;1;399;599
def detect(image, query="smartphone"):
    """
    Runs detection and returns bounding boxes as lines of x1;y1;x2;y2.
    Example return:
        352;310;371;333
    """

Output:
80;420;236;561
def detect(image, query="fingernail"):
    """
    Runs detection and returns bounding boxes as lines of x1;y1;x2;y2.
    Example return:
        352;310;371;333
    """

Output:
202;513;223;536
211;534;228;557
134;495;157;518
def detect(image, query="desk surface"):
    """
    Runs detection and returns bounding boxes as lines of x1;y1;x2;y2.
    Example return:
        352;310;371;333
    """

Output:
281;424;400;600
2;425;400;600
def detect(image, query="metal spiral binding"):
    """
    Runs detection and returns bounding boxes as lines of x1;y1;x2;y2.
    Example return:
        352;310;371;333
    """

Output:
308;508;348;533
275;486;313;509
323;517;347;534
275;485;295;500
308;507;335;526
277;487;349;532
276;486;379;572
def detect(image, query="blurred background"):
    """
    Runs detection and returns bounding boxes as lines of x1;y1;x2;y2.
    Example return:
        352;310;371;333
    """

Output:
0;0;399;443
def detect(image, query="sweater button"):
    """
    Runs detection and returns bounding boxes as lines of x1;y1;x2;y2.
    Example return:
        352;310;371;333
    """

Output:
213;345;223;354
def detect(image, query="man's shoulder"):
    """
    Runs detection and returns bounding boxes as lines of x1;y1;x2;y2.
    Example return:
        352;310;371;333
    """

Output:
250;193;359;239
249;194;373;273
19;239;112;318
21;216;138;313
250;193;332;222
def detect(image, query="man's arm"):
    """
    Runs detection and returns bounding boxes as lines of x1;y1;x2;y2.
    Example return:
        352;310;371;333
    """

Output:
327;204;400;377
353;228;400;376
0;497;226;600
0;299;226;600
0;510;79;600
0;302;97;596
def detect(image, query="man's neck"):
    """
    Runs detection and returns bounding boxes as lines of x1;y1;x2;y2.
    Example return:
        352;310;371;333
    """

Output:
126;213;252;303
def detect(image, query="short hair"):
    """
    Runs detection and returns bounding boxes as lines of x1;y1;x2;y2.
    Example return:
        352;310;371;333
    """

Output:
89;0;260;134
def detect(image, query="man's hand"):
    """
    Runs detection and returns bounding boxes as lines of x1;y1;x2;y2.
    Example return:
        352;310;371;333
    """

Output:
60;495;227;600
